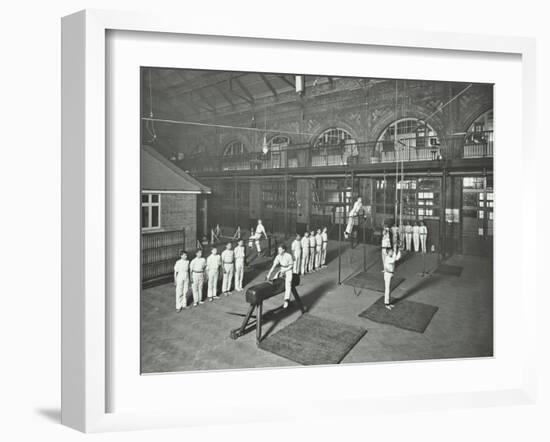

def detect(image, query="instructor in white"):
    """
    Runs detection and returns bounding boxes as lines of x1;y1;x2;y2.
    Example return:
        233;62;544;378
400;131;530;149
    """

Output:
253;219;268;254
383;246;401;310
266;244;294;309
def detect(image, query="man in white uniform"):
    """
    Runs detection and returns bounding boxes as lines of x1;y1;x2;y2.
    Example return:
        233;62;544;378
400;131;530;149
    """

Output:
381;225;391;263
234;239;246;291
308;229;316;272
300;231;310;275
291;234;302;274
398;223;406;251
419;221;428;253
253;219;268;255
173;250;190;312
190;249;206;306
266;245;294;309
315;229;323;269
321;226;328;268
412;222;420;252
221;242;235;296
344;197;362;239
405;222;413;251
206;248;221;301
390;223;399;248
383;246;401;310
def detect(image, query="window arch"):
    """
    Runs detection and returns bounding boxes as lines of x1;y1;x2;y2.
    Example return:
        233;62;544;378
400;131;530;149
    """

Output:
267;135;290;149
314;127;353;147
377;118;437;144
223;140;247;156
468;109;493;132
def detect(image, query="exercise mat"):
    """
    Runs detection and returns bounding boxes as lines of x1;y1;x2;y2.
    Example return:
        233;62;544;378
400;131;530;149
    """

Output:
344;270;405;292
434;264;463;277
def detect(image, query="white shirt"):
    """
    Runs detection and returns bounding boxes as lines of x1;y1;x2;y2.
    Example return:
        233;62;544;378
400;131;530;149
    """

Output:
291;240;301;255
382;231;391;248
174;258;189;281
349;200;362;217
405;225;413;234
419;225;428;235
301;236;310;251
413;225;420;235
309;235;316;247
255;223;267;236
234;245;245;261
190;257;206;273
206;254;221;271
315;233;323;247
273;252;293;273
221;249;234;264
321;232;328;243
383;251;401;273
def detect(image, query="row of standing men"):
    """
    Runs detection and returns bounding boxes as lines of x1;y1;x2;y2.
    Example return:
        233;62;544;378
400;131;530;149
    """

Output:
384;221;429;252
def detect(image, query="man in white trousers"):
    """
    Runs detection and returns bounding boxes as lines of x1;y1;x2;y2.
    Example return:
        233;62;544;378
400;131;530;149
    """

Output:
174;250;190;312
291;233;302;274
344;197;362;239
190;249;206;307
321;226;328;267
419;221;428;253
383;246;401;310
308;229;316;272
405;222;413;251
220;242;235;296
206;248;221;301
254;219;268;255
315;229;323;269
300;231;310;275
266;244;294;309
381;225;391;263
412;222;420;252
234;239;246;291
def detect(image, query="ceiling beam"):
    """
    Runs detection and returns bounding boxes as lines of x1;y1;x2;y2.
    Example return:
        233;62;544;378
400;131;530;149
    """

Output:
193;89;216;112
213;84;236;108
232;77;255;104
259;73;278;97
277;74;295;89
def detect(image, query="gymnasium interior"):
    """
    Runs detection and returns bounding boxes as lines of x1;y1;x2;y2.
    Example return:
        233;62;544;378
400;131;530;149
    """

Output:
140;68;494;373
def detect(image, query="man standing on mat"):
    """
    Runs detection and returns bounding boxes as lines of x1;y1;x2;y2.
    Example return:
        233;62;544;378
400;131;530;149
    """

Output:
291;233;302;275
345;197;362;239
221;242;235;296
174;249;190;312
300;231;310;275
206;247;221;301
234;239;246;291
381;225;391;263
419;221;428;253
266;244;294;309
383;246;401;310
321;226;328;267
190;249;206;306
308;229;316;272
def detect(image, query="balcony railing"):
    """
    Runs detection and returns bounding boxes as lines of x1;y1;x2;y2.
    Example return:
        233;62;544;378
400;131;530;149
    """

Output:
176;131;493;174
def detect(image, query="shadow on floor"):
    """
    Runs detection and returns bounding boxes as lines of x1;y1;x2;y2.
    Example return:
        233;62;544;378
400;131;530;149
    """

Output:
394;273;442;303
34;408;61;423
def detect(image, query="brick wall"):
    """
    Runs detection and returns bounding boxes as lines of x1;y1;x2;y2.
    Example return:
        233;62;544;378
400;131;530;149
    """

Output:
160;193;197;250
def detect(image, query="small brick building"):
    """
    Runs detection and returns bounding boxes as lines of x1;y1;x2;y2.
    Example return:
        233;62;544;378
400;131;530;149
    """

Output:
141;145;210;250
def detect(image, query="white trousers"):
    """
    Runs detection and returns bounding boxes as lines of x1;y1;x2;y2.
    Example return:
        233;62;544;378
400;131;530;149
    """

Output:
308;248;315;272
420;235;427;253
345;216;354;235
384;271;393;304
406;233;412;251
222;264;234;292
293;251;301;274
207;270;219;298
278;269;293;301
315;245;322;269
234;259;244;291
191;273;204;304
301;249;309;274
175;278;189;309
321;243;327;266
413;233;420;252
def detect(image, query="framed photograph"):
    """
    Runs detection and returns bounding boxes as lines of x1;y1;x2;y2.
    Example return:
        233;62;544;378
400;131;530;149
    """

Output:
61;9;537;432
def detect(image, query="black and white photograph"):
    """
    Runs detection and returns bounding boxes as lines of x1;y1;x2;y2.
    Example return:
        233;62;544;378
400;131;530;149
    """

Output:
140;68;494;373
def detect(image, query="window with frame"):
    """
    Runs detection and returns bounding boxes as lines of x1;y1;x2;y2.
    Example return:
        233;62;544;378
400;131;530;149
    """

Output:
223;140;246;156
314;128;352;147
142;193;161;230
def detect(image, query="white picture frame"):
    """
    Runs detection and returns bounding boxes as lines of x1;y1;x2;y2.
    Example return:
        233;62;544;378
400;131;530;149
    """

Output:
61;9;537;433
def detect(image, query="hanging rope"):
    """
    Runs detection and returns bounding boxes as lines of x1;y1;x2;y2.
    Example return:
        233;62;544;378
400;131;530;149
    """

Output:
145;69;157;142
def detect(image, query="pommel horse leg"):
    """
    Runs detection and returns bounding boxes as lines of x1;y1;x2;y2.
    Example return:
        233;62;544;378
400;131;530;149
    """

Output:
256;302;263;344
229;303;256;340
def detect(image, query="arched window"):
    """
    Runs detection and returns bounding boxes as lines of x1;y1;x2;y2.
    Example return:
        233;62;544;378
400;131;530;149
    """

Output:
314;128;353;147
223;140;246;156
267;135;290;149
377;118;439;162
468;109;493;132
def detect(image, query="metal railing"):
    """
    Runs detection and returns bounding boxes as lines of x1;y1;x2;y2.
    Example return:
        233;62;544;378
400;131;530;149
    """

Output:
176;131;493;173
